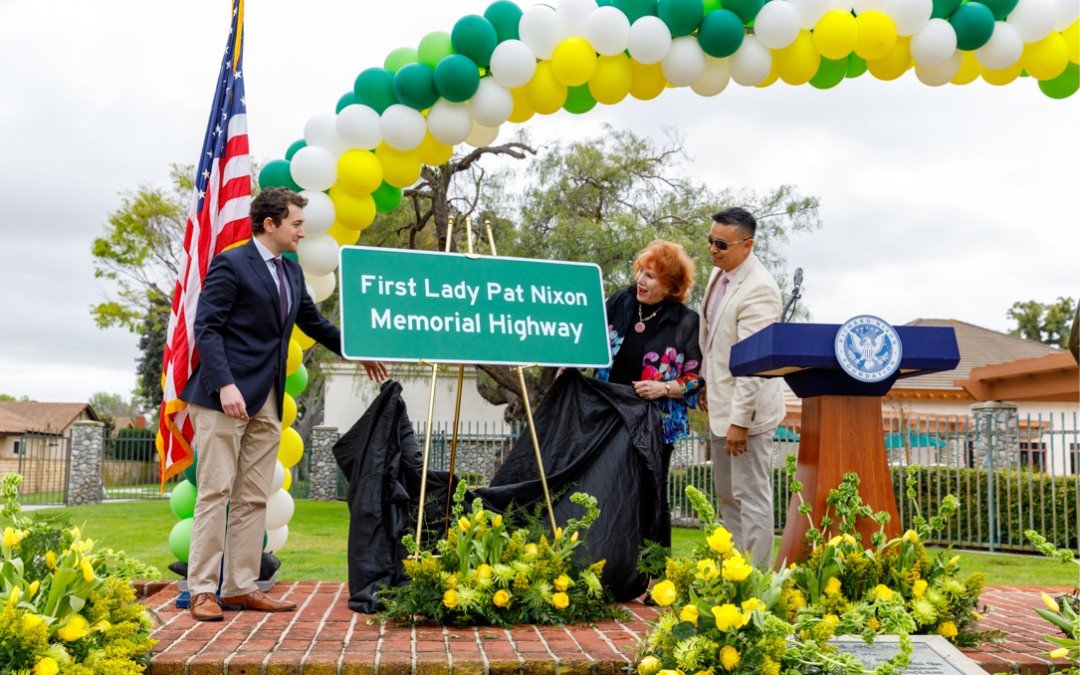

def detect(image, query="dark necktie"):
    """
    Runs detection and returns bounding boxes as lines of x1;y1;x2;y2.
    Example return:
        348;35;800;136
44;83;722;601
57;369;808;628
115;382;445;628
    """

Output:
273;257;287;328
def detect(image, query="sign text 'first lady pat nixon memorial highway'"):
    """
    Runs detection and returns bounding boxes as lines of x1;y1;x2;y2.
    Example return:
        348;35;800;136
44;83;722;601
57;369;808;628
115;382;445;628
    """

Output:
338;246;612;368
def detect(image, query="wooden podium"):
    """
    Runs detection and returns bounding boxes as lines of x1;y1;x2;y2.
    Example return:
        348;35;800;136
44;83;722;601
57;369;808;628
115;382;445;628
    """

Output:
729;322;960;568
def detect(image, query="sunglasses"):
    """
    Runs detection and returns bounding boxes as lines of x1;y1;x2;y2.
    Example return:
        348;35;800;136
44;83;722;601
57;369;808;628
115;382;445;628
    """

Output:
707;235;751;250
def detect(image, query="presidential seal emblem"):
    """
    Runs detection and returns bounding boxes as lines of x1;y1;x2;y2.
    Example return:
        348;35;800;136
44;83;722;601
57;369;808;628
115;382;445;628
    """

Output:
835;315;903;382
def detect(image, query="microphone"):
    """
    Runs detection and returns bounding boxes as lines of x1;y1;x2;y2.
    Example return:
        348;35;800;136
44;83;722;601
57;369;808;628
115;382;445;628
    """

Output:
781;268;803;323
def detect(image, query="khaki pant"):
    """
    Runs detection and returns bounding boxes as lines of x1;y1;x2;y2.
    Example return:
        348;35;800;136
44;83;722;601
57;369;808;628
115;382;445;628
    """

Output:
187;388;281;597
712;430;775;569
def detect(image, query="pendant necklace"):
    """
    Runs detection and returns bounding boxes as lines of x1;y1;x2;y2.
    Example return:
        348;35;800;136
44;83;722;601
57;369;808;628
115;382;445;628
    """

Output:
635;302;663;333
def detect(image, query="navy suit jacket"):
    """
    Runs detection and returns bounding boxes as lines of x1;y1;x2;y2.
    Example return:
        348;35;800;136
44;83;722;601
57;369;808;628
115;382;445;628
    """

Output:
180;239;342;419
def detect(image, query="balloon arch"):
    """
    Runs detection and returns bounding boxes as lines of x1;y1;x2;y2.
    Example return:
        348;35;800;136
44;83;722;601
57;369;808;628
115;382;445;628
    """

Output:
258;0;1079;293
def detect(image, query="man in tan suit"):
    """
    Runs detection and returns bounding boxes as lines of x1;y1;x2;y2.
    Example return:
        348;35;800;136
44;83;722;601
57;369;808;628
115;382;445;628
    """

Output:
698;207;785;568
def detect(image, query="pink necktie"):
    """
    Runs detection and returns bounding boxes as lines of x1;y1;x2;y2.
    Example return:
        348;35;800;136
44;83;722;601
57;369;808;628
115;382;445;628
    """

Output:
701;274;730;379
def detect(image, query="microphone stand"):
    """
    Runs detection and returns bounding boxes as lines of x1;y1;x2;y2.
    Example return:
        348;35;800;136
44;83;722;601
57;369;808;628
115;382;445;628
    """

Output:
781;268;803;323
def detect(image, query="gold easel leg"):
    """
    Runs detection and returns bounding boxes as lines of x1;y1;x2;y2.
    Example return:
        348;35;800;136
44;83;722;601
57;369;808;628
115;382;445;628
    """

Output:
445;364;465;531
414;360;440;554
516;364;557;534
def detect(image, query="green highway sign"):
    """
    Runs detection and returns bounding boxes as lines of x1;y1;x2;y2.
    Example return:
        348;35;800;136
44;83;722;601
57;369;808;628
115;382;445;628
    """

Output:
338;246;612;368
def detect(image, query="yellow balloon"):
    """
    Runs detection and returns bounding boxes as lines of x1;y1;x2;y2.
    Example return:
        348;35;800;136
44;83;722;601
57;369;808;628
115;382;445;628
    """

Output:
279;427;304;469
775;30;821;85
374;143;422;188
855;11;898;61
282;393;297;429
282;468;292;492
328;221;362;246
286;339;302;375
629;59;666;100
981;59;1023;85
1022;32;1069;80
552;37;598;86
415;131;453;166
328;185;375;230
951;50;981;84
814;10;858;60
291;326;315;350
336;150;383;195
589;53;633;104
508;87;535;123
867;36;912;81
755;62;781;87
1063;21;1079;64
524;61;569;114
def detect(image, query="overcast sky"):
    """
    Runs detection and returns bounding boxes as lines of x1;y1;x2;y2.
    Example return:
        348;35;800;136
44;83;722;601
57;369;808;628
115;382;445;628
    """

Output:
0;0;1076;404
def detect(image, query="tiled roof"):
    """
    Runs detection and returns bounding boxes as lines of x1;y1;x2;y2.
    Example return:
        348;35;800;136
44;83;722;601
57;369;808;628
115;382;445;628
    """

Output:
0;408;43;435
0;402;97;434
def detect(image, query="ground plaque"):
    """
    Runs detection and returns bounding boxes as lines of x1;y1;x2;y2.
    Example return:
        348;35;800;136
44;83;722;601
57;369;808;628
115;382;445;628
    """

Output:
828;636;988;675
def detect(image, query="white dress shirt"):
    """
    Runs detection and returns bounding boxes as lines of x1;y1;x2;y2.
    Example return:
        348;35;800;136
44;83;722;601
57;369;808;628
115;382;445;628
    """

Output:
252;236;292;314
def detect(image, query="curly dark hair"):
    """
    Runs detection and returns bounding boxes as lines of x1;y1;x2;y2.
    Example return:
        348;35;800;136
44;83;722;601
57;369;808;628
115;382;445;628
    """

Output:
250;187;308;236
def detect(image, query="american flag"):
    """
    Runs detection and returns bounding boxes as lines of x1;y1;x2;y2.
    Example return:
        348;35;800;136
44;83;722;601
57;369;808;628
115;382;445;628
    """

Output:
157;0;252;487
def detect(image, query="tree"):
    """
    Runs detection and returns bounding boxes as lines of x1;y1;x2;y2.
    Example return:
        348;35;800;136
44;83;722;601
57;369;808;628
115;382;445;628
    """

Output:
0;395;29;402
87;392;140;437
135;297;170;420
1007;297;1075;348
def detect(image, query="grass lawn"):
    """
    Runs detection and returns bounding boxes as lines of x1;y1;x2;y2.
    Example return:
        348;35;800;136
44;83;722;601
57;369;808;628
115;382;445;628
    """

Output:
31;501;1078;587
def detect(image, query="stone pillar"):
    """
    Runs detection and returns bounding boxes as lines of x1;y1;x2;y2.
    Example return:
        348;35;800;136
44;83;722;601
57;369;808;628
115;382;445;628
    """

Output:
308;426;340;501
68;421;105;506
970;401;1019;471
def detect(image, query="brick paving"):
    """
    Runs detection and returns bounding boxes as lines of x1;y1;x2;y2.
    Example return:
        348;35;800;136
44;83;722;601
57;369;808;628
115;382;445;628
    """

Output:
133;582;1076;675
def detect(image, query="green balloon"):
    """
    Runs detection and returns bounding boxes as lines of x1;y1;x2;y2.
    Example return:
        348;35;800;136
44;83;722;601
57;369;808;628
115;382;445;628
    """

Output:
263;531;268;550
373;182;404;213
1020;68;1030;77
563;84;598;114
282;251;299;264
930;0;963;19
285;364;308;398
719;0;764;23
658;0;704;36
184;449;198;488
336;91;356;113
384;47;419;73
698;9;744;57
615;0;659;24
1039;61;1079;99
979;0;1019;18
285;139;306;161
810;57;848;89
950;2;995;51
846;53;868;78
259;160;301;192
485;1;523;42
169;518;194;563
434;54;481;102
597;0;614;5
354;68;399;115
418;31;455;69
702;0;722;12
170;479;197;520
393;63;440;110
452;15;499;68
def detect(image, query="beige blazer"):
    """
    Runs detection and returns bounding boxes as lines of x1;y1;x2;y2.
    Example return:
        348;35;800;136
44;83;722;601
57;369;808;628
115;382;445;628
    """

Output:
698;252;785;437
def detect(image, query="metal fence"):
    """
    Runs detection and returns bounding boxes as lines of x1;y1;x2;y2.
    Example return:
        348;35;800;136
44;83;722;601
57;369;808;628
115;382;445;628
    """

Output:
103;435;178;500
12;431;70;506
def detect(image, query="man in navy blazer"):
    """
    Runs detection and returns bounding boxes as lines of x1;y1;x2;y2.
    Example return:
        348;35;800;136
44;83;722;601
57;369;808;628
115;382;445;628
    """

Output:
181;187;385;621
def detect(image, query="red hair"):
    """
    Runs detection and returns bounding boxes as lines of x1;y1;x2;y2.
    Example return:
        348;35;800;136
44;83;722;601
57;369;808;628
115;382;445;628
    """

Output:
633;240;696;303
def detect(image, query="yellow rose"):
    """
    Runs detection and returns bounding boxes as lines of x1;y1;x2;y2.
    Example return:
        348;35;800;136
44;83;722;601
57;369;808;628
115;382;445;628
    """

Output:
650;581;677;607
824;614;839;625
711;604;744;632
552;592;569;610
7;587;19;607
555;527;563;540
493;589;511;608
638;656;662;675
720;645;740;671
32;657;59;675
824;577;842;596
525;544;538;557
28;581;39;598
722;554;752;582
937;621;958;639
680;604;699;625
1042;593;1060;614
81;560;95;582
658;670;681;675
23;614;46;631
493;514;503;527
56;614;89;641
874;585;893;602
45;551;56;569
1048;648;1069;659
868;618;880;631
443;590;459;609
695;559;719;581
912;579;928;598
458;518;470;533
554;574;571;592
477;565;493;579
570;531;578;543
706;527;733;554
741;597;764;614
903;530;918;544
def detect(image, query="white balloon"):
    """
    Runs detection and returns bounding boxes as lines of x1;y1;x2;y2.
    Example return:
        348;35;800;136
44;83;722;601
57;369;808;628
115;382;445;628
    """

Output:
887;0;933;36
974;22;1024;70
465;120;500;148
587;6;632;55
661;36;707;86
379;105;426;152
264;490;295;530
755;1;802;49
426;98;474;146
1007;0;1059;42
728;35;773;86
468;78;514;127
296;234;340;277
298;191;334;235
271;461;287;494
305;271;337;302
490;40;538;88
853;0;890;12
289;146;337;192
558;0;598;38
788;0;832;28
1053;0;1079;30
691;55;731;96
305;281;316;302
304;113;347;157
336;104;382;150
915;48;964;85
910;19;957;67
830;0;854;10
264;524;289;554
519;5;565;60
627;16;673;65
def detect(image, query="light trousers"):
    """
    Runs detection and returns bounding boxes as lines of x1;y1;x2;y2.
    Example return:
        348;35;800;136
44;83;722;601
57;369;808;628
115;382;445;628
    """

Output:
187;387;281;597
712;430;775;569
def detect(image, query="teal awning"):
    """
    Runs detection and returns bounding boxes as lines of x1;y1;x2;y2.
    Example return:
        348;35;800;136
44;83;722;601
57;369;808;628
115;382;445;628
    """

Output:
884;434;945;448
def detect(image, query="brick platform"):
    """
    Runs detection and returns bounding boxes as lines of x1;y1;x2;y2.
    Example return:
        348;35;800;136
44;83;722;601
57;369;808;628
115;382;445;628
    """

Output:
136;583;1076;675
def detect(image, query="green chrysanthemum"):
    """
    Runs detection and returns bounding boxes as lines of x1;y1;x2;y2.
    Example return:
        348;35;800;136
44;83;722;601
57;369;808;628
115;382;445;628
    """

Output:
673;634;719;672
910;598;939;625
939;577;966;596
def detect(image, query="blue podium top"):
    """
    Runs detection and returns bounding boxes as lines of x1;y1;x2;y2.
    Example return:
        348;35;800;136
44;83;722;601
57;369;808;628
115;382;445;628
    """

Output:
730;322;960;398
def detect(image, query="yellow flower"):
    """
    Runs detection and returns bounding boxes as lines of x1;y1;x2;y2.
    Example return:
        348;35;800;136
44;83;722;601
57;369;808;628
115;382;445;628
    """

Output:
458;517;470;533
56;614;89;641
443;590;459;609
658;670;681;675
477;565;493;579
706;527;733;554
937;621;958;639
695;559;719;581
912;580;928;598
680;604;699;625
28;580;39;598
81;559;95;582
71;527;81;541
493;589;511;607
824;577;842;596
828;535;842;547
971;611;983;621
874;585;893;602
1049;648;1069;659
650;580;677;607
711;604;744;631
492;514;503;527
570;531;578;543
824;614;839;625
741;597;764;614
903;530;918;544
789;562;797;569
1042;593;1060;614
474;509;485;522
7;587;19;607
32;657;59;675
45;551;56;569
3;527;15;547
842;534;857;545
790;589;806;609
720;645;740;671
555;527;563;540
947;555;960;567
722;554;752;582
93;620;112;632
554;574;571;592
552;592;569;610
525;544;538;557
868;618;880;631
23;614;46;631
638;656;662;675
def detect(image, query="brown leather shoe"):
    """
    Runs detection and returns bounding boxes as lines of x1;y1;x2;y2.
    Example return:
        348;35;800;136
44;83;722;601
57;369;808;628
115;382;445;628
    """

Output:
190;592;223;622
219;589;296;612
